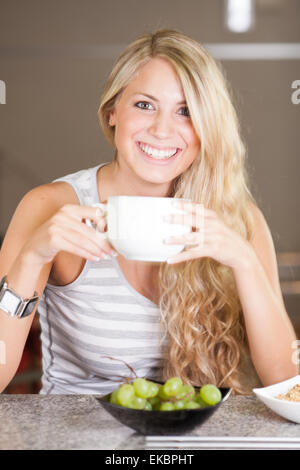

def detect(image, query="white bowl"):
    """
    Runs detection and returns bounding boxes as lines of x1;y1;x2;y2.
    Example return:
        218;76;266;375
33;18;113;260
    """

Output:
253;375;300;424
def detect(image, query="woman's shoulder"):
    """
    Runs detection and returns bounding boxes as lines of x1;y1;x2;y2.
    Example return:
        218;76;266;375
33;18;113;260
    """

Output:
245;199;274;249
11;181;79;231
246;199;270;236
16;164;99;222
22;180;79;213
245;199;281;292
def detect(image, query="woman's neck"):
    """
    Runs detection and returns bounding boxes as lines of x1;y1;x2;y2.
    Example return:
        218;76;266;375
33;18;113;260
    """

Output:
99;160;173;201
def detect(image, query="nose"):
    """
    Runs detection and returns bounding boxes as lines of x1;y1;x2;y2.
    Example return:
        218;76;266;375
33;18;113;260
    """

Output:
148;110;174;139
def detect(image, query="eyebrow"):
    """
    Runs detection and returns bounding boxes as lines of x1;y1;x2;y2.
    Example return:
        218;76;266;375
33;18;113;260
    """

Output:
133;92;187;105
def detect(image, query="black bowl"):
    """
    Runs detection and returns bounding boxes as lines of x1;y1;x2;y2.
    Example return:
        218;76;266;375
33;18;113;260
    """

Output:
96;387;232;435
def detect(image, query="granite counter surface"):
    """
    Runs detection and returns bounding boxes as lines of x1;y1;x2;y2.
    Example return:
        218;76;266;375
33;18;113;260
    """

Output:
0;394;299;450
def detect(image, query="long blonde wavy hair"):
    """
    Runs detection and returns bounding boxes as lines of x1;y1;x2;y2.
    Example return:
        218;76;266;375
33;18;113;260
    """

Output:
98;29;259;394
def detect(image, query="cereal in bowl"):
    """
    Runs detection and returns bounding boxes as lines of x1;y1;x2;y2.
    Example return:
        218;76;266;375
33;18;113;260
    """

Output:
276;384;300;402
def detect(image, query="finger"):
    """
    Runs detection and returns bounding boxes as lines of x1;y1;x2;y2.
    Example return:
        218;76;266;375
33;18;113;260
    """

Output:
164;212;227;236
61;204;107;223
167;203;205;228
54;211;110;248
56;205;117;256
94;231;118;255
55;226;105;257
55;231;104;261
166;246;211;264
166;230;225;243
56;225;117;259
163;230;226;253
163;230;205;245
94;217;107;234
163;212;203;228
173;201;218;219
163;212;215;230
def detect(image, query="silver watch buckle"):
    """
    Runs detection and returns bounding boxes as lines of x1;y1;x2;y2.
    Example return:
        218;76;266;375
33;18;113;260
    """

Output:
16;299;28;318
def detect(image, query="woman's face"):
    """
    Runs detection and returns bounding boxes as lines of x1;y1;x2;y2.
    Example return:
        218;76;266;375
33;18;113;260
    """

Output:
109;57;200;186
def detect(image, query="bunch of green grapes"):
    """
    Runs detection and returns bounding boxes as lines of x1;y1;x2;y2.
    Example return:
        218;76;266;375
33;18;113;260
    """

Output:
108;377;222;411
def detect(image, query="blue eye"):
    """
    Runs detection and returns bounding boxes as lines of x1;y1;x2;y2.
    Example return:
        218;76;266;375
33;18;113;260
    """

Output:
178;106;190;117
135;101;153;110
134;101;190;117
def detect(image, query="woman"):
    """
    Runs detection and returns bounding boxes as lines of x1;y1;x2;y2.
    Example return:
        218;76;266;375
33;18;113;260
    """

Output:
0;29;297;395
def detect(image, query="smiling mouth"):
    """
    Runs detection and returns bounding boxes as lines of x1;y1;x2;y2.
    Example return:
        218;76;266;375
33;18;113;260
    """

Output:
137;141;181;159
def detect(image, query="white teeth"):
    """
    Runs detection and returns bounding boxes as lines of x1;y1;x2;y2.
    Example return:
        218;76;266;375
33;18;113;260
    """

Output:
138;142;177;159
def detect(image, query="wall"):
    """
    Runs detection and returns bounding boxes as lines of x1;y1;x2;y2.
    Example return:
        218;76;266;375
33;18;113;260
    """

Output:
0;0;299;252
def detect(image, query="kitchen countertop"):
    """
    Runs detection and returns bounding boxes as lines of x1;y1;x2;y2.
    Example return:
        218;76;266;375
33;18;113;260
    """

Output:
0;394;299;450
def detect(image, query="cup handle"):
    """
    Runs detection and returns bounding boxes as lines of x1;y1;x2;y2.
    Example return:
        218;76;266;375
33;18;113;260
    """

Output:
85;202;108;239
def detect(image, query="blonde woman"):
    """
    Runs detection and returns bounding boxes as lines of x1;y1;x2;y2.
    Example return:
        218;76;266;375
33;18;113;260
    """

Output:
0;29;297;395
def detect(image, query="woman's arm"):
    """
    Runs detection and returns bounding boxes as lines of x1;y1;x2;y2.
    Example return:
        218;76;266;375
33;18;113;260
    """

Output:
0;183;112;392
164;200;298;386
232;204;298;386
0;186;59;391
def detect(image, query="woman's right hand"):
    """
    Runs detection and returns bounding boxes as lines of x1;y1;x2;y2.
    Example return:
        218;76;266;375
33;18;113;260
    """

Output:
21;203;117;266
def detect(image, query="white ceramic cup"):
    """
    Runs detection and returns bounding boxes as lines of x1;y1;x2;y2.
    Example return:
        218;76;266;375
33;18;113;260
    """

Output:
87;196;193;262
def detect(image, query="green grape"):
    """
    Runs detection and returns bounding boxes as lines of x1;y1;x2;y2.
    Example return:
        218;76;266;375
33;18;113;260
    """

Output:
173;399;186;410
148;381;159;398
175;385;188;400
148;396;161;410
152;402;161;411
158;385;170;401
176;384;195;401
162;377;183;397
128;395;147;410
195;394;209;408
148;396;161;407
144;401;152;411
133;378;152;398
199;384;222;406
109;379;222;412
109;389;119;405
186;385;196;399
184;401;201;409
160;401;175;411
116;383;135;407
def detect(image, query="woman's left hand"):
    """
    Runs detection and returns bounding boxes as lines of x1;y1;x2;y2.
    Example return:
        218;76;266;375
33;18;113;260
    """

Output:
163;200;255;271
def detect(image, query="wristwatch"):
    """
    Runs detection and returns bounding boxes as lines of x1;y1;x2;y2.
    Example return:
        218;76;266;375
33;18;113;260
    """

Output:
0;276;39;318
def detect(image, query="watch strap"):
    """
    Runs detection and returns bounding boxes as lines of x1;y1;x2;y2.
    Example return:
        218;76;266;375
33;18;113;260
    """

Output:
0;276;39;318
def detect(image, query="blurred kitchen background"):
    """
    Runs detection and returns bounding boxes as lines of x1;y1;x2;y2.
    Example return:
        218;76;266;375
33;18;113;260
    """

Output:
0;0;299;392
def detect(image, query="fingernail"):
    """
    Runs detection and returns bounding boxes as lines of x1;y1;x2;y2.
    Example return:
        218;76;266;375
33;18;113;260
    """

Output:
110;250;118;257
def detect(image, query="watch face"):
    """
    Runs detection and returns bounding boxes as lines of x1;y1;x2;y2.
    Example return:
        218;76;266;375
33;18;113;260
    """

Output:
0;289;22;314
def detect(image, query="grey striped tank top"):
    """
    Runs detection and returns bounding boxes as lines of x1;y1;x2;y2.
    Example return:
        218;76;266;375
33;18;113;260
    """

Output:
38;162;167;395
